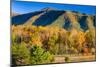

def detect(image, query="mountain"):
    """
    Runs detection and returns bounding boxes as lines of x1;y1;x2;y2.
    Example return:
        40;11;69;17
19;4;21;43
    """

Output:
12;11;44;25
41;7;57;11
11;7;96;31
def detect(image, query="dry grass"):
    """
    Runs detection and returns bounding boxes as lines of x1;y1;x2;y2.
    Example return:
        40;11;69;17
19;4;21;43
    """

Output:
53;55;95;63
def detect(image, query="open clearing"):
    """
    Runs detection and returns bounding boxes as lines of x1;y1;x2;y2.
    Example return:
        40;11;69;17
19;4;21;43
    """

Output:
53;55;95;63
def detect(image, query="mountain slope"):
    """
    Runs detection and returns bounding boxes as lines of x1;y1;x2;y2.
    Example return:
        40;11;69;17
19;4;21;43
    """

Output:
11;7;96;31
12;11;44;25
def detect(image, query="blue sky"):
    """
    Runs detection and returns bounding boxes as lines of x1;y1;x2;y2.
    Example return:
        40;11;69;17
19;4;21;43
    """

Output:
12;0;96;15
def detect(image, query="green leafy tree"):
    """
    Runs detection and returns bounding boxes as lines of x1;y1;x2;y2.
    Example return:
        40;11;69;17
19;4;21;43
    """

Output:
30;45;53;64
12;43;30;65
12;33;16;44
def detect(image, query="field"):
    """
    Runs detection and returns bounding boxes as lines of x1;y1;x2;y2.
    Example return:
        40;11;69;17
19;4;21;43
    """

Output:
54;55;95;63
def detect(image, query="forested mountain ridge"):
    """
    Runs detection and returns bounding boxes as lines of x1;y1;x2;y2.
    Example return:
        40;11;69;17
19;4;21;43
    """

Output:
12;7;96;31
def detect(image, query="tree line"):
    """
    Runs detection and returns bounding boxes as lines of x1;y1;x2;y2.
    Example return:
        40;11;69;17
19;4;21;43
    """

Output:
11;25;96;65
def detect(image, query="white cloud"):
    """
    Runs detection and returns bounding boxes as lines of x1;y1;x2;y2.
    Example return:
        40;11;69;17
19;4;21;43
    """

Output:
17;0;96;6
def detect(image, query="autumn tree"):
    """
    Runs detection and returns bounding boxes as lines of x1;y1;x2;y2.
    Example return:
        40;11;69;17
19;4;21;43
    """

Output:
48;34;59;55
85;29;96;54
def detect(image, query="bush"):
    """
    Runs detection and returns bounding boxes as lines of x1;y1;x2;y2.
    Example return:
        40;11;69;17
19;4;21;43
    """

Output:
65;57;70;62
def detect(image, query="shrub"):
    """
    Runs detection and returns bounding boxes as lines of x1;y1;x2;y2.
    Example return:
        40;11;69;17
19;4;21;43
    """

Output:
65;57;70;62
